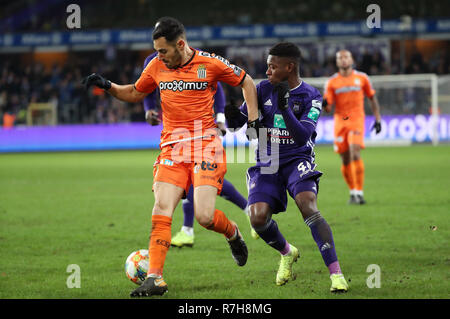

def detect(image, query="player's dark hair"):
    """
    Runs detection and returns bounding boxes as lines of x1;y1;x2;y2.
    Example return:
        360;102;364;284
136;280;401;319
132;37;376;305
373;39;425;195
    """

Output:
269;42;301;69
152;17;186;42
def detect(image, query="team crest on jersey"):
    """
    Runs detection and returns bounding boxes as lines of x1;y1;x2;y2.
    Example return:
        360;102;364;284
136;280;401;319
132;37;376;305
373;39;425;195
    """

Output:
354;78;361;86
197;64;207;79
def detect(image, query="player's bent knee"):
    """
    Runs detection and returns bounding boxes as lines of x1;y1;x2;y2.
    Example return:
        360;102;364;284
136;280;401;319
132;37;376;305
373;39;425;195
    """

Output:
195;211;215;228
295;191;318;219
152;198;176;215
249;203;271;229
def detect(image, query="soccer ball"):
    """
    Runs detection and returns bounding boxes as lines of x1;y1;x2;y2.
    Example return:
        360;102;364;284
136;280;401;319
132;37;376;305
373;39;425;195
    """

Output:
124;249;149;285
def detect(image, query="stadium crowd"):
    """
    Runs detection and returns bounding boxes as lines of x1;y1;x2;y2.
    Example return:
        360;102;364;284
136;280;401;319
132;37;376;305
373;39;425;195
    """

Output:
1;44;449;127
1;0;447;32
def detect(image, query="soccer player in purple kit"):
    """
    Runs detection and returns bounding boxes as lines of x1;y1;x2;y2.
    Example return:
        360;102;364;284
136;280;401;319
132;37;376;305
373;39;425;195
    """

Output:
225;42;348;292
142;52;259;246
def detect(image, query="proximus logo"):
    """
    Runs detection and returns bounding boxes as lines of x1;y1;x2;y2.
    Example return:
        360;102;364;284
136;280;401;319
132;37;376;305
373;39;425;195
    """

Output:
159;80;208;92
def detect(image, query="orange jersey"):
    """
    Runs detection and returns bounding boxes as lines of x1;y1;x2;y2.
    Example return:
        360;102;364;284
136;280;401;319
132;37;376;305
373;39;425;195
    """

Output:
134;49;246;146
323;70;375;121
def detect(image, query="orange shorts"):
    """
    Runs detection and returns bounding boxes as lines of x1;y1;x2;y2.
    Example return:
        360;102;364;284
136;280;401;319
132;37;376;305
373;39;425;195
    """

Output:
333;118;365;154
152;135;226;195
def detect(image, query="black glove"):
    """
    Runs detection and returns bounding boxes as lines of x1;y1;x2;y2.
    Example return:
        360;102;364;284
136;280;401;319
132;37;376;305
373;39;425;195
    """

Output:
273;81;290;110
224;103;241;120
371;121;382;134
81;73;111;90
246;119;262;140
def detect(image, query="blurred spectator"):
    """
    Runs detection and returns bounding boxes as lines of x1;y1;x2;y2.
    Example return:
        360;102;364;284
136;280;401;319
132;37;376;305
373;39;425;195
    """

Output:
0;42;449;127
2;0;448;32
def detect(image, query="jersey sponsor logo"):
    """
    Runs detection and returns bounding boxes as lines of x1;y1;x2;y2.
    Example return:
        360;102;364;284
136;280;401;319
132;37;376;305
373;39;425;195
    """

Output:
307;107;320;122
273;114;286;128
335;86;361;94
197;64;207;79
159;80;208;92
267;127;295;145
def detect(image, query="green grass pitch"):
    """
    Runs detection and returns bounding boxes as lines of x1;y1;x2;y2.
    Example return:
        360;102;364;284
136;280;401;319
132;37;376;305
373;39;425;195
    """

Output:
0;145;449;299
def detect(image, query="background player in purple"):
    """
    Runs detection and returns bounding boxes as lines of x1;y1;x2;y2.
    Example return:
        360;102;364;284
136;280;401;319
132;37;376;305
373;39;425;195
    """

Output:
142;52;258;247
225;42;348;292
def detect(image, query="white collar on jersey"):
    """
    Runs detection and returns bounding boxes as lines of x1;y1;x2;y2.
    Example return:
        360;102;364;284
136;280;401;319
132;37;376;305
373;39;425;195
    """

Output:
290;81;303;91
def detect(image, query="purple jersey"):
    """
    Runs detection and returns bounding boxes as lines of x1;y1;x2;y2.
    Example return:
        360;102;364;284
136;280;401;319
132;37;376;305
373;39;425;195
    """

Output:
241;79;323;167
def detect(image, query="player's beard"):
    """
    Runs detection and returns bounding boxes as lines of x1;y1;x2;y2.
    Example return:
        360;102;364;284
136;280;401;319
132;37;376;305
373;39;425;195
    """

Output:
166;50;183;69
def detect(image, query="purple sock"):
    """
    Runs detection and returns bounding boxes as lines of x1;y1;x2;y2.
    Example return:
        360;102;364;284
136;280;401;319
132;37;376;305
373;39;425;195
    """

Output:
328;261;342;275
220;179;248;210
304;212;339;272
280;241;291;256
182;185;195;228
254;219;287;252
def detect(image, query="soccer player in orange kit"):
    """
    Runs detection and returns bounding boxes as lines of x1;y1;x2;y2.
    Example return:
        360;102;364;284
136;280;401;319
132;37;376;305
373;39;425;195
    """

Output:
82;17;260;297
323;50;382;205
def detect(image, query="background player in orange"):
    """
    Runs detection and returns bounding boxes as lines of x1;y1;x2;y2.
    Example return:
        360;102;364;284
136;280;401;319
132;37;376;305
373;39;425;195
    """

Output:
323;50;382;204
82;17;260;297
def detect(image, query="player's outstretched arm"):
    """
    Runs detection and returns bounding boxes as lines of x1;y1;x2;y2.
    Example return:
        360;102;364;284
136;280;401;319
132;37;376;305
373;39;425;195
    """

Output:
108;83;147;103
82;73;147;103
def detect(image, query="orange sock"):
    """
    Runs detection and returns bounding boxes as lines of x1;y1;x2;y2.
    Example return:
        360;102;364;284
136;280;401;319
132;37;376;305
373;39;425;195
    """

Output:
148;214;172;277
353;159;365;191
203;209;237;239
341;163;356;191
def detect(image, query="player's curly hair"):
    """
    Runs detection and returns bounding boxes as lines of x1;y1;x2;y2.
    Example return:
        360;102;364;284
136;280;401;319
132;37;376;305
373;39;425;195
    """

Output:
152;17;186;42
269;42;301;65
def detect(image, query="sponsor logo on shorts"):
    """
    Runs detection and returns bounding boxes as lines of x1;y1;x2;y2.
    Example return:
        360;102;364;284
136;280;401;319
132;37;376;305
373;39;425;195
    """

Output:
200;161;218;171
200;175;216;181
159;80;208;92
161;159;173;166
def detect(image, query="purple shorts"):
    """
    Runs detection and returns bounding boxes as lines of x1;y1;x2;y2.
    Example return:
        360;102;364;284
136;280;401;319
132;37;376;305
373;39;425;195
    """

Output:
246;159;322;214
